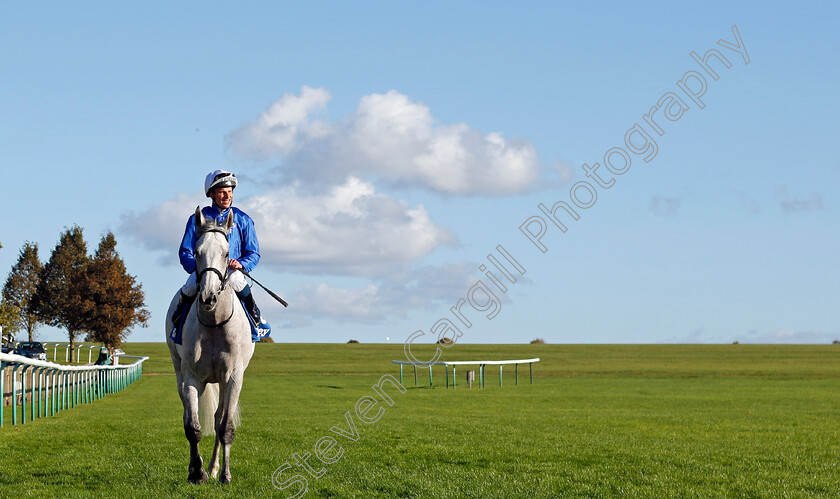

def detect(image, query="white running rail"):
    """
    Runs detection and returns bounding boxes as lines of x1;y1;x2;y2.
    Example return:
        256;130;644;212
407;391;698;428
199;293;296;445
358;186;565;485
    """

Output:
392;358;540;388
0;352;148;427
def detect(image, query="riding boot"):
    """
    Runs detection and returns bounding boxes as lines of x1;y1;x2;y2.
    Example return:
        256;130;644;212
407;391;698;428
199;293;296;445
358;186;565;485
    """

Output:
171;291;196;328
236;286;271;334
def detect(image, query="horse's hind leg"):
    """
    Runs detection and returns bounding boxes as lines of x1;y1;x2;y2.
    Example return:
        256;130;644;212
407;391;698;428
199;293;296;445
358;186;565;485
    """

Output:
182;378;208;484
209;437;222;479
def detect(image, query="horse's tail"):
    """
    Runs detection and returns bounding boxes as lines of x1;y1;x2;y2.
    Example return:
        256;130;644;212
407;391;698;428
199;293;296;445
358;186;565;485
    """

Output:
199;383;219;436
198;382;241;437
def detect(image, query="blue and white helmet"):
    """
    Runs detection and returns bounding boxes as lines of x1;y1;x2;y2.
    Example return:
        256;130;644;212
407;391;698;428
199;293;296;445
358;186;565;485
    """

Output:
204;169;238;196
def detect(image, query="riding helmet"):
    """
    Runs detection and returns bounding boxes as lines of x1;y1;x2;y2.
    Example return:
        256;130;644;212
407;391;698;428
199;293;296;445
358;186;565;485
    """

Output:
205;169;238;196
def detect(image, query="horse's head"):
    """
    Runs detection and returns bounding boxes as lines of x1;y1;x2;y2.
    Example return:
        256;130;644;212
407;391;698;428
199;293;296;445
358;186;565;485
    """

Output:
194;206;233;311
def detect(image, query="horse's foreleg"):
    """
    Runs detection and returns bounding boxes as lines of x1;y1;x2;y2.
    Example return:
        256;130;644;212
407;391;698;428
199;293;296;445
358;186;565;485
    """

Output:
182;378;208;484
217;374;244;484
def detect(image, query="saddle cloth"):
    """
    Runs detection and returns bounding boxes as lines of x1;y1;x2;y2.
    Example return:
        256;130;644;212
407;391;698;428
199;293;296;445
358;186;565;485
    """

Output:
169;298;270;345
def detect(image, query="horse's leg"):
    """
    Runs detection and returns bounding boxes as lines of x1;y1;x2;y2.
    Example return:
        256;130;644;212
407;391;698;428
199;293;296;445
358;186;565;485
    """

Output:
182;377;208;484
208;403;223;479
217;373;244;484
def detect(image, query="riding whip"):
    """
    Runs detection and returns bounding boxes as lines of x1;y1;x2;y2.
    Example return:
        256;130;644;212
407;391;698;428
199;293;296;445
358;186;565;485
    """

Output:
238;269;289;307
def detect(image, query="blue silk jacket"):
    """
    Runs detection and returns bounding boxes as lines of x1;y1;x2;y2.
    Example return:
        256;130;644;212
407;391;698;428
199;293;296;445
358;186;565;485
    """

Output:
178;205;260;274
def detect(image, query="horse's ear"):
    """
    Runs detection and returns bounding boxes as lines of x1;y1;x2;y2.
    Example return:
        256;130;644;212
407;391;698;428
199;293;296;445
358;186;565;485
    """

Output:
224;210;234;230
194;206;204;227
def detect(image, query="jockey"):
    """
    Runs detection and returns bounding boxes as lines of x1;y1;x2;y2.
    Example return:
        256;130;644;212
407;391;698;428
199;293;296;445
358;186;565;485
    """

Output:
170;169;270;336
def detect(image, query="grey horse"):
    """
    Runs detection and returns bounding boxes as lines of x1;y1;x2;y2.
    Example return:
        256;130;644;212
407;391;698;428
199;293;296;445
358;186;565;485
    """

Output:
166;207;255;484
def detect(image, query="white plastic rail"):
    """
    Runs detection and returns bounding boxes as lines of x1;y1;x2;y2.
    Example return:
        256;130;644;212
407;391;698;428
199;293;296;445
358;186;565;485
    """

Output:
392;358;540;388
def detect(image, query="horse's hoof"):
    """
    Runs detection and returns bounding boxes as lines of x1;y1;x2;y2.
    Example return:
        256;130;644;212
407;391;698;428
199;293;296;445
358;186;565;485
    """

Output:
188;467;209;484
220;472;232;484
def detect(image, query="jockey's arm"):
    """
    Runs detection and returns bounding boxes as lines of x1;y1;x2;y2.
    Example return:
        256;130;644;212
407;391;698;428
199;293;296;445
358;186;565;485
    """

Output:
235;214;260;273
178;215;198;274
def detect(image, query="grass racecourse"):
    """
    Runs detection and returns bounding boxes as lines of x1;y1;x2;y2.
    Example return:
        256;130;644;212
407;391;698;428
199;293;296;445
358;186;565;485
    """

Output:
1;343;839;498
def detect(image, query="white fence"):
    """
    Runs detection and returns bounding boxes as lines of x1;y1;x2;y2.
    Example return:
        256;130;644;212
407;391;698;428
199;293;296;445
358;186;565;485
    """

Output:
39;343;117;364
0;352;148;427
392;358;540;388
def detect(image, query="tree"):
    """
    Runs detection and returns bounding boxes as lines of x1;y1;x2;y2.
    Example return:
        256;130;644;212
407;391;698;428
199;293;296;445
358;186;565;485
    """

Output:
0;236;13;342
78;232;149;349
0;299;20;339
2;242;43;341
32;226;89;362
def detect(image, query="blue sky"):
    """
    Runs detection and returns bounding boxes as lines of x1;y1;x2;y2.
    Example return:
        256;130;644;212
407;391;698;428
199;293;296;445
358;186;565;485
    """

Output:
1;2;837;345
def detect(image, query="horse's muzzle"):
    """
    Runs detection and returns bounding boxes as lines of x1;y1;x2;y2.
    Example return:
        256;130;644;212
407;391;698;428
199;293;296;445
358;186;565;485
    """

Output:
199;293;218;311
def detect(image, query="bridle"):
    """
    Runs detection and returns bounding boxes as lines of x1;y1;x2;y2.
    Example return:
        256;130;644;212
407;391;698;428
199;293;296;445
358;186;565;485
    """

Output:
195;226;234;328
197;266;229;297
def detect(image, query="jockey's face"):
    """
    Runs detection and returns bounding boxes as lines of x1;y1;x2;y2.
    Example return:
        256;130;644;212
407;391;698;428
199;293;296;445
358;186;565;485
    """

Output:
210;187;233;210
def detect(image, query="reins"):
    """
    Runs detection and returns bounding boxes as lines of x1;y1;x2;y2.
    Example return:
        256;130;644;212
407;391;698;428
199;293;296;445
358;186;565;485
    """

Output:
197;301;235;329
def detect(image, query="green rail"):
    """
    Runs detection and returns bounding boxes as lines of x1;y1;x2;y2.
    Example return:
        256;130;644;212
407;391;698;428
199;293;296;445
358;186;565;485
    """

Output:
0;353;147;427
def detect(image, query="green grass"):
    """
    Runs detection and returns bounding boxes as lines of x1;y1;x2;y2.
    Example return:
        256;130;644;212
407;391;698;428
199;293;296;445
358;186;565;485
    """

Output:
1;343;839;497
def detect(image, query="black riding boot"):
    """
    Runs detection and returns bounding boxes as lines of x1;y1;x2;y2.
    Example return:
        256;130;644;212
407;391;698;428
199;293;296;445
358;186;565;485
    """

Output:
237;286;270;332
171;291;196;327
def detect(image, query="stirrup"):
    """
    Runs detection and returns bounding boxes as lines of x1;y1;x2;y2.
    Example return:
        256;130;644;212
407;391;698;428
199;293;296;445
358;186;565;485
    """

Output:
251;312;270;331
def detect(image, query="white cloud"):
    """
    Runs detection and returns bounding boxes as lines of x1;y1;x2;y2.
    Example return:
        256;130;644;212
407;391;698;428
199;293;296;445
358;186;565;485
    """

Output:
118;193;205;263
118;177;456;276
226;86;332;160
240;177;457;275
226;87;542;195
290;282;384;323
118;86;546;329
272;262;480;327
